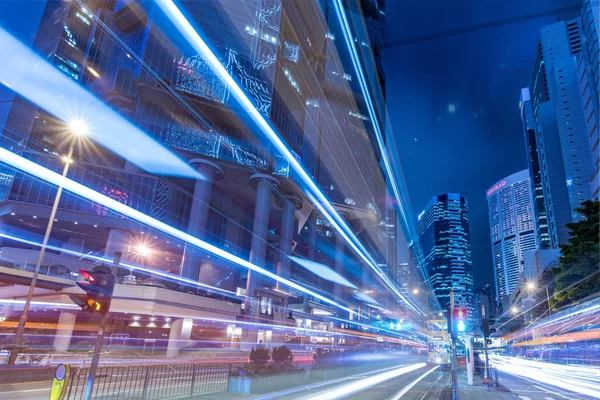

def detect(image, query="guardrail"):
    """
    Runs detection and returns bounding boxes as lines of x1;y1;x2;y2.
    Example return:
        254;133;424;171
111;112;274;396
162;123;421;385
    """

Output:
65;361;248;399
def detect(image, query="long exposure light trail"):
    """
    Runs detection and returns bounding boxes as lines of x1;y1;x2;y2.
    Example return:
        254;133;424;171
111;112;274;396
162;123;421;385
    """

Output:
296;363;427;400
488;355;600;399
0;147;354;315
155;0;423;315
0;26;198;179
0;232;422;342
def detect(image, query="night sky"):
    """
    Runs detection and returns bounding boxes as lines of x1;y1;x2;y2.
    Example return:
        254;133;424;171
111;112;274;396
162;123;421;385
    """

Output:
384;0;580;287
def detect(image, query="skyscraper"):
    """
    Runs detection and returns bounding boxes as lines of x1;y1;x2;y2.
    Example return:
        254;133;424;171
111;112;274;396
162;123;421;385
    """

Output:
578;0;599;199
418;193;474;320
520;88;551;250
486;170;537;300
0;0;428;350
524;17;597;246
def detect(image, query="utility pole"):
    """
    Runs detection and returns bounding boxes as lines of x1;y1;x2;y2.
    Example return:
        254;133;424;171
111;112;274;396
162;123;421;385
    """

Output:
481;303;490;385
84;310;110;400
450;289;458;400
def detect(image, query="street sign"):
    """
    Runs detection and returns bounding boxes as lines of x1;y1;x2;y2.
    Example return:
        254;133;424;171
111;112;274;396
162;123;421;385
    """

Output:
50;363;70;400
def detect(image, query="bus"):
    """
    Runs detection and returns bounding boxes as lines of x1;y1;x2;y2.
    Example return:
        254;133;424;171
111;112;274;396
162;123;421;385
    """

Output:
426;319;451;366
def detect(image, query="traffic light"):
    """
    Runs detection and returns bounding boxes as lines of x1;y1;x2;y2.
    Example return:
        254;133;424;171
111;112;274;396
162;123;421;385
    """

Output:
452;307;468;333
69;269;115;313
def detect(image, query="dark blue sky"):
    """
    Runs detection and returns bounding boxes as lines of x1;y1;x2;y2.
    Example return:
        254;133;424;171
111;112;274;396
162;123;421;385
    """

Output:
384;0;580;286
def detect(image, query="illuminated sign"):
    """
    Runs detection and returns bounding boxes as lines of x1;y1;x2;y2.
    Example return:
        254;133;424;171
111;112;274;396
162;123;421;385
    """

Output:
487;180;506;197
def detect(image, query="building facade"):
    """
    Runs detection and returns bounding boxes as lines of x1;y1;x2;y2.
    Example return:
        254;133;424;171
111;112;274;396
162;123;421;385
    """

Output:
524;16;598;247
578;0;599;199
486;170;537;300
0;0;429;350
417;193;474;321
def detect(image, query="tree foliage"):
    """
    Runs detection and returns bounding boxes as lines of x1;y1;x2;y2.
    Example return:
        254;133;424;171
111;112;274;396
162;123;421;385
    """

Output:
551;200;599;308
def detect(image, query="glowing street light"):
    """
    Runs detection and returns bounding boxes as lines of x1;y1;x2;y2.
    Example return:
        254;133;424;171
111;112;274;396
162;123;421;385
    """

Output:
412;288;419;295
8;119;88;365
68;119;89;136
135;243;151;257
526;282;535;291
511;307;519;315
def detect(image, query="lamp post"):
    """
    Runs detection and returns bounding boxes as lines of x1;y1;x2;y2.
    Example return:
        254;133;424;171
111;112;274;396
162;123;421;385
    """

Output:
8;120;87;365
525;281;552;316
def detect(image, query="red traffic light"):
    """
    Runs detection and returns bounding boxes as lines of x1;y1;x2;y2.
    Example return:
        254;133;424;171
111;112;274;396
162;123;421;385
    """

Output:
79;269;96;282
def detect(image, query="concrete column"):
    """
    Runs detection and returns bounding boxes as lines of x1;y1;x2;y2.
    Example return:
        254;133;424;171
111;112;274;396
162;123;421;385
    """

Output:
53;310;76;352
303;211;318;312
182;159;224;282
61;236;85;256
306;211;317;261
333;231;345;299
276;194;301;285
104;229;131;274
245;175;278;303
166;318;193;358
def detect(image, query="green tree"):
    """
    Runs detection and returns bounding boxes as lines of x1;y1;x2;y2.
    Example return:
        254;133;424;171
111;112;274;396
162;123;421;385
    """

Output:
552;200;600;308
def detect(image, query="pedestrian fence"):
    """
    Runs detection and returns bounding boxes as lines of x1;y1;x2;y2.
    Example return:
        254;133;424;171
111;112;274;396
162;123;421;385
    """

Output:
65;361;249;399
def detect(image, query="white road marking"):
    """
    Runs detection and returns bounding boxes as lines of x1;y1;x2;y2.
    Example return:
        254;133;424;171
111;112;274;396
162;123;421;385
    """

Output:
0;388;48;394
532;385;574;400
518;396;532;400
387;366;439;400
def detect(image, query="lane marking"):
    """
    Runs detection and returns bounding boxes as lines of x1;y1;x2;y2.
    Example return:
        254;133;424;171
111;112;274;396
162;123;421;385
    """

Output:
0;388;48;394
387;366;440;400
533;385;578;400
518;396;532;400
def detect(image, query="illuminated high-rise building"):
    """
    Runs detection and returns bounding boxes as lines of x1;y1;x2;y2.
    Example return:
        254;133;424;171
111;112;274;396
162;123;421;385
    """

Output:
525;17;597;247
486;170;537;299
0;0;429;350
417;193;474;320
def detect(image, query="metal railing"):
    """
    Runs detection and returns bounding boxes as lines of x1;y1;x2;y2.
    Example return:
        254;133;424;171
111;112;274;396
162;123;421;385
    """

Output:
66;361;248;399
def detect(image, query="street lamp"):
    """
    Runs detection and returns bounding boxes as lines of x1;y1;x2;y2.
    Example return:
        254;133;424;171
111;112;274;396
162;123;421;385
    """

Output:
8;119;87;365
511;307;519;315
412;288;419;295
525;280;552;316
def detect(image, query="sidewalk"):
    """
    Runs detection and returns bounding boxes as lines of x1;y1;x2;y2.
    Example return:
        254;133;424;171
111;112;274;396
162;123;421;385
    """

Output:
444;366;517;400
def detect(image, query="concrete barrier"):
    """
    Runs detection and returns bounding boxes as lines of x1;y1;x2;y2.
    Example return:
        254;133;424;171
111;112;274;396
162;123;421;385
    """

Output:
0;365;54;384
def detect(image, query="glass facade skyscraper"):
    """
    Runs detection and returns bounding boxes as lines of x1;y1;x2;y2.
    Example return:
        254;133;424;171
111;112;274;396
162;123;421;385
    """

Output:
523;17;597;247
486;170;537;300
0;0;431;350
417;193;474;321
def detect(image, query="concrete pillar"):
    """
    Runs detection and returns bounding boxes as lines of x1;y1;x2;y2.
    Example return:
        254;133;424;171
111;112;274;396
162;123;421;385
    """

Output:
181;159;224;282
104;229;131;273
306;211;317;261
166;318;193;358
333;231;345;300
303;211;317;312
245;174;278;305
53;310;76;352
276;194;301;285
61;236;85;256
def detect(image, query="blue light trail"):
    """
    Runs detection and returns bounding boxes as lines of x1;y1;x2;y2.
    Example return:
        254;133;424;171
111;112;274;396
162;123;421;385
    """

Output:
0;26;199;180
155;0;423;315
0;147;354;315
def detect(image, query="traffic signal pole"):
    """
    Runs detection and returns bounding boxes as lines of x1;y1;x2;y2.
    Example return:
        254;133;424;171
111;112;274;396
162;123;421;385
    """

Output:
450;289;458;400
83;310;110;400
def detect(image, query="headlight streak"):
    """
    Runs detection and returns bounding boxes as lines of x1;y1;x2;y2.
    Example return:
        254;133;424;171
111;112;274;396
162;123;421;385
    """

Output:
0;147;354;315
330;0;435;305
0;231;422;343
0;26;199;180
488;355;600;399
295;363;427;400
155;0;423;315
388;365;440;400
0;299;79;309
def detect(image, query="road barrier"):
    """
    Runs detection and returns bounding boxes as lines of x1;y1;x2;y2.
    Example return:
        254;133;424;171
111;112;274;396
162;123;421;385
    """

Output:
65;361;248;399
